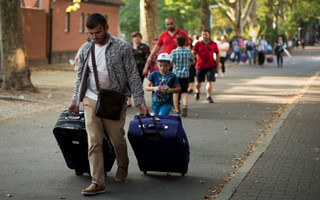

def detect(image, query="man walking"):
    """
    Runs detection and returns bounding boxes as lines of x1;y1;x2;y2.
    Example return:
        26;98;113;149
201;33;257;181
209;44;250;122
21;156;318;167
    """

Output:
143;17;189;75
192;30;220;103
68;13;148;195
257;35;268;66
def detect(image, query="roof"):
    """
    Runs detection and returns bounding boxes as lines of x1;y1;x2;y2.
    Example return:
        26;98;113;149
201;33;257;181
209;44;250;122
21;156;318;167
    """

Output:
84;0;125;6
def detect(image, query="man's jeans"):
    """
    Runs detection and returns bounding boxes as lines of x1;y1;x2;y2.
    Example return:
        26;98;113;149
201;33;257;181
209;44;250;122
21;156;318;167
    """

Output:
83;97;129;185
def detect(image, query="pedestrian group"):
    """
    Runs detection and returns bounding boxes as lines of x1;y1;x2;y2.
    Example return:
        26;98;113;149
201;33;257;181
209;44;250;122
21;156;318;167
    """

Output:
68;13;296;195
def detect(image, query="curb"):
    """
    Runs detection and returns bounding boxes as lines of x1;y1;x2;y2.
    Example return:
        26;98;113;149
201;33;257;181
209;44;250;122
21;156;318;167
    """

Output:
30;64;75;72
0;96;51;105
215;71;320;200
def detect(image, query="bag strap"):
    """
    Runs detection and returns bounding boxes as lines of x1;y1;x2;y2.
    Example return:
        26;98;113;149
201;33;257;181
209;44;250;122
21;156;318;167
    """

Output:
90;42;127;94
202;41;212;53
91;43;101;92
202;41;216;65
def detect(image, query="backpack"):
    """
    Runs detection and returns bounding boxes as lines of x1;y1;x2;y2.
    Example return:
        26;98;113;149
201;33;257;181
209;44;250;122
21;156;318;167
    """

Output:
232;40;239;52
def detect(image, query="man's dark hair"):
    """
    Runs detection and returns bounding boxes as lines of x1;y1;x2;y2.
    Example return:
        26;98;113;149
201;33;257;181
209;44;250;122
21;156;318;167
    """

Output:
86;13;107;29
202;29;210;35
176;35;186;47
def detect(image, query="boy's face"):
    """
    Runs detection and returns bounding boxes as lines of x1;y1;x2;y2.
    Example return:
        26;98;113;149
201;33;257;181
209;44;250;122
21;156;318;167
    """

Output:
158;61;170;75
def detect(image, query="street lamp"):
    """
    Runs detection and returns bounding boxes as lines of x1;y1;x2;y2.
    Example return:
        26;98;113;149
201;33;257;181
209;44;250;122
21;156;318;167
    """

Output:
209;5;219;31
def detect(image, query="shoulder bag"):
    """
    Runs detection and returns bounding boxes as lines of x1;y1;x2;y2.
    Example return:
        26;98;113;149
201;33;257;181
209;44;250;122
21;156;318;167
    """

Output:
91;43;125;120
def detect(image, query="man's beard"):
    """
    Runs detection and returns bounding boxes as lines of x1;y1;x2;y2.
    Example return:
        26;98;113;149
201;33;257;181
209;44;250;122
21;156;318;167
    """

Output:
168;27;175;32
96;33;108;45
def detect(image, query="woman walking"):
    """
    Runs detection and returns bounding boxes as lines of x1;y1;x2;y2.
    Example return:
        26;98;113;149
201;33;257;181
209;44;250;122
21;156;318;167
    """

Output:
245;37;255;65
273;36;287;68
217;35;229;77
127;32;150;107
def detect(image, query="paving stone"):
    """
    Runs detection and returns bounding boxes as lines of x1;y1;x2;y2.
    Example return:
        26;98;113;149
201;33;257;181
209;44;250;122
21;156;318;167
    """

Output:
231;76;320;200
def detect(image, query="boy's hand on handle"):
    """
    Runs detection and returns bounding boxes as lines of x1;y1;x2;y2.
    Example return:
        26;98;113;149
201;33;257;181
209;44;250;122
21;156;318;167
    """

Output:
68;100;79;116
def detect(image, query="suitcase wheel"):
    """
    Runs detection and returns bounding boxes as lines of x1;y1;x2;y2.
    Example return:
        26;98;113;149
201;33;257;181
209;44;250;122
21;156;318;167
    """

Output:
181;173;185;176
75;170;84;176
143;171;147;174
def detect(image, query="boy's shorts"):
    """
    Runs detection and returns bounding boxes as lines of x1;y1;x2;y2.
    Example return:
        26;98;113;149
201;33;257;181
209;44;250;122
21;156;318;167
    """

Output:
152;103;172;116
178;78;189;93
196;67;216;83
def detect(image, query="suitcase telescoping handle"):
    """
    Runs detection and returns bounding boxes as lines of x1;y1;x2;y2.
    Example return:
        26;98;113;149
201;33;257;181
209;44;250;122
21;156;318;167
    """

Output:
67;115;81;120
136;114;162;140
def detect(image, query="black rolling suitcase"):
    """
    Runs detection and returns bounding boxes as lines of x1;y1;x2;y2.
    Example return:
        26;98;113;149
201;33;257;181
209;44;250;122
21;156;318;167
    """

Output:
53;110;115;175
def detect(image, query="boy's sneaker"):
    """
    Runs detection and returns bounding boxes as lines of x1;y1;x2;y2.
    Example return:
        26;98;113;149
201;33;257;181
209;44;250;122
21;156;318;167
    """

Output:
81;182;105;195
172;110;180;116
181;106;188;117
206;96;214;103
194;93;200;101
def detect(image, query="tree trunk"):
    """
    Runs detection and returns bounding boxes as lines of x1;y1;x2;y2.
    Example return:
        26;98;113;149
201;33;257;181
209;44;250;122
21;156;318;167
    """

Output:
265;0;277;42
216;0;255;37
265;0;273;30
200;0;210;32
0;0;35;91
140;0;157;47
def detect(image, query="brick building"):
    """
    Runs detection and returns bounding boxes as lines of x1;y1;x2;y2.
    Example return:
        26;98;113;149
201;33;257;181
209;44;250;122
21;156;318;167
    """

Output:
21;0;124;65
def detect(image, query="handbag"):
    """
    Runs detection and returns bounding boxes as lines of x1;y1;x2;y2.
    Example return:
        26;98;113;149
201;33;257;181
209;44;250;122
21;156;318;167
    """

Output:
230;52;235;59
91;43;125;120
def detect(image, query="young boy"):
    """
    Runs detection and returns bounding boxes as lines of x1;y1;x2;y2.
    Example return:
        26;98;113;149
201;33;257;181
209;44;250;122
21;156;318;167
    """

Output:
170;35;195;117
146;53;181;115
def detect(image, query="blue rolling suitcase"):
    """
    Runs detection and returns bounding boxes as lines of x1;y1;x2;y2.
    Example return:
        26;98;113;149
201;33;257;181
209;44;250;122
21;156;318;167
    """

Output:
53;110;116;175
128;114;190;176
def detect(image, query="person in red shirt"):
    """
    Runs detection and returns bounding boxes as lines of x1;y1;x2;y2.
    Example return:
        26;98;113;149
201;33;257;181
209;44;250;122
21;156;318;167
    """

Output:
192;30;220;103
143;17;189;76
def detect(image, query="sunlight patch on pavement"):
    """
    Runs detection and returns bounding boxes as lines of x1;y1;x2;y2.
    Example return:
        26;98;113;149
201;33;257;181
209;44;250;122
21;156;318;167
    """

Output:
218;76;310;103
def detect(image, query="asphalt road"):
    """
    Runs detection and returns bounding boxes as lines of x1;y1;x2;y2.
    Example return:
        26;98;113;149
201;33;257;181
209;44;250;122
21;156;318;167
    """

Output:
0;47;319;200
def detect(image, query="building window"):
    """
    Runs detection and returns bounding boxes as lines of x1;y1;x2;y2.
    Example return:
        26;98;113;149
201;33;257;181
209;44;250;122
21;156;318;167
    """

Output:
80;13;85;33
65;12;70;33
85;13;90;33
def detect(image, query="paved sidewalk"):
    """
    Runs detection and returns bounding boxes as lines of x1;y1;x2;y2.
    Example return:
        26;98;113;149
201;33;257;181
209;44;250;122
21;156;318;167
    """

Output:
217;74;320;200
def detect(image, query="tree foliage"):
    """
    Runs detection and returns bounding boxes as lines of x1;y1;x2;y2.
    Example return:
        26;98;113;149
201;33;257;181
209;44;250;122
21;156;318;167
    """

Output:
159;0;200;33
254;0;320;44
119;0;140;41
119;0;319;43
119;0;200;41
213;0;256;36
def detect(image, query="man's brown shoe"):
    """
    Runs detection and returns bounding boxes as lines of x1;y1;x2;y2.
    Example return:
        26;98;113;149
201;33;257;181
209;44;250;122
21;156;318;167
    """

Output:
81;182;105;195
115;167;128;181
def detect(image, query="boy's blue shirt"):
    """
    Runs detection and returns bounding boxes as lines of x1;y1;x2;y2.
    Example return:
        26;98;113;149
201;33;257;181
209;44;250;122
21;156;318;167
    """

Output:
148;71;179;105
